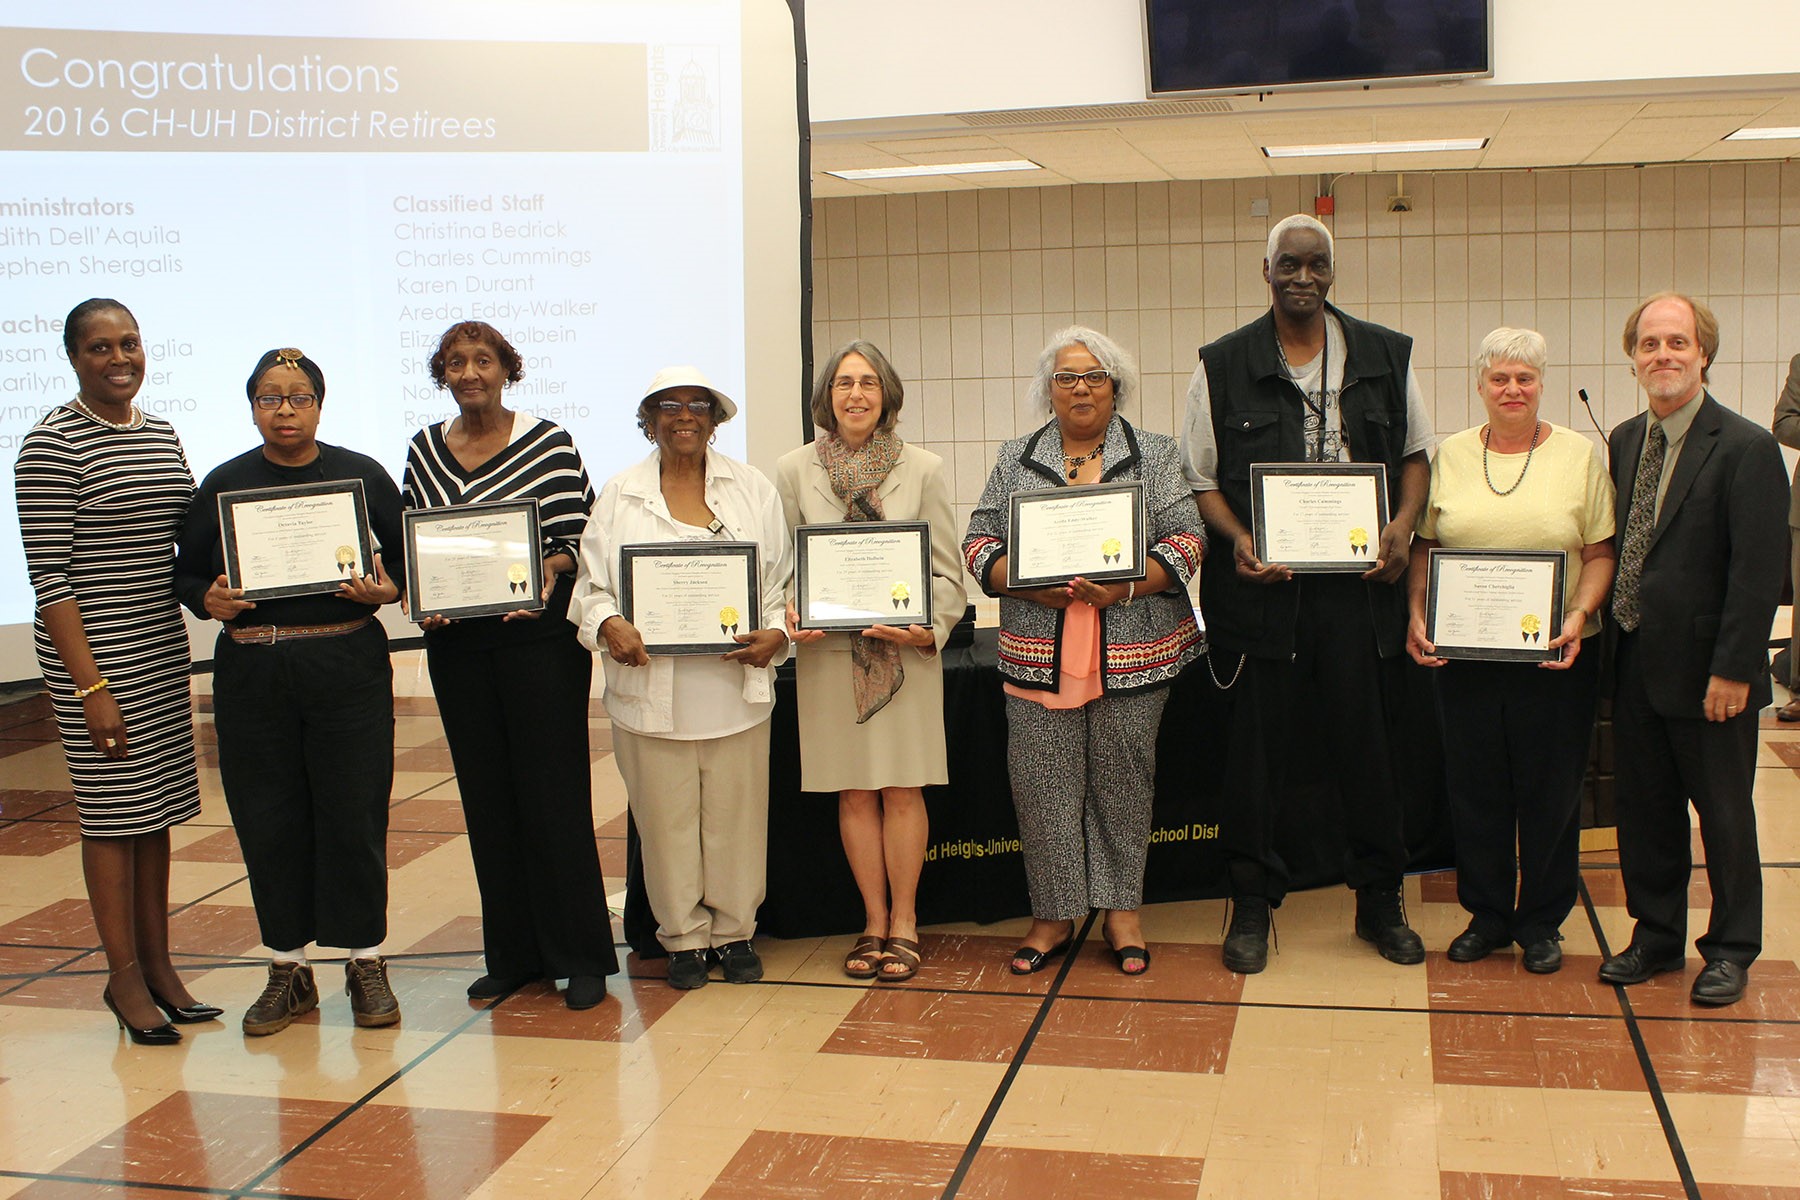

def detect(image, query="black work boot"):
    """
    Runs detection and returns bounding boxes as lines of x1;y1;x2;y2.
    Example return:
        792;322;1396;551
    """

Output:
1354;885;1425;965
1222;896;1271;974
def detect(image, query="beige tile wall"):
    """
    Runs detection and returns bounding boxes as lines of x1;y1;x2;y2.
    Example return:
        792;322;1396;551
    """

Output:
813;162;1800;530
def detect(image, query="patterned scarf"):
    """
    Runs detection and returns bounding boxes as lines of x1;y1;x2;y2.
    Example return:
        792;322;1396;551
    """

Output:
816;427;905;722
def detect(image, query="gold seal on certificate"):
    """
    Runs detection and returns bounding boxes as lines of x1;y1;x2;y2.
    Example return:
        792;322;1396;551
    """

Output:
1427;549;1567;662
403;499;545;622
219;479;374;601
794;521;933;632
620;541;760;655
1005;482;1146;590
1250;463;1389;573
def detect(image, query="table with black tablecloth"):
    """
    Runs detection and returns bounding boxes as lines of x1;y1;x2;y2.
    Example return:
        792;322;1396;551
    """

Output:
620;627;1456;955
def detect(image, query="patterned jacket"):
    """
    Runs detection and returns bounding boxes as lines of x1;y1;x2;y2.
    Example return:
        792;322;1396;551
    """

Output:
963;414;1206;693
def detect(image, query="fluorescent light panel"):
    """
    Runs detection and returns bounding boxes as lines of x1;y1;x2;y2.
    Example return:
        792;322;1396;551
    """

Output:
1725;126;1800;141
825;159;1040;180
1262;137;1488;158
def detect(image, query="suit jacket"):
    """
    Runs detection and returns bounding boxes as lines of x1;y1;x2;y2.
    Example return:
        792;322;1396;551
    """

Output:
1769;353;1800;528
1609;392;1790;718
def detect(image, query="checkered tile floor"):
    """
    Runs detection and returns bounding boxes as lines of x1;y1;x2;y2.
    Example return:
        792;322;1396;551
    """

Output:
1;648;1796;1198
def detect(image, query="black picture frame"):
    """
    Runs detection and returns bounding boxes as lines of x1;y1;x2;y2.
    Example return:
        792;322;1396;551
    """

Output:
794;520;933;632
1250;462;1390;573
219;478;374;601
620;540;761;655
1004;481;1147;590
1426;548;1568;663
403;499;545;622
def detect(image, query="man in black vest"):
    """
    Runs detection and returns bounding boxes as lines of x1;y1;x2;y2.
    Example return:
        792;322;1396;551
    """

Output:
1179;214;1431;973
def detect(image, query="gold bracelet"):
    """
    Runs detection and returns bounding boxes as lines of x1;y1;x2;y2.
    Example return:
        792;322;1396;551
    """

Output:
74;677;109;699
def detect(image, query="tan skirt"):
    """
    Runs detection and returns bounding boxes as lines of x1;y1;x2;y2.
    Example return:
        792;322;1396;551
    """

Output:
792;635;949;793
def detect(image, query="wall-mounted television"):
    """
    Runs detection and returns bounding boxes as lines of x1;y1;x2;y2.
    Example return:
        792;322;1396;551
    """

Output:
1144;0;1493;97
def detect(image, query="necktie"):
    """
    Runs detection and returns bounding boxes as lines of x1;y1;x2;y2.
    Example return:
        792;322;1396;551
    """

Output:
1611;421;1666;632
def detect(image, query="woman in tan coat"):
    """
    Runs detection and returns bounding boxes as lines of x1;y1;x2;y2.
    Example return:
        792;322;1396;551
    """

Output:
775;341;966;982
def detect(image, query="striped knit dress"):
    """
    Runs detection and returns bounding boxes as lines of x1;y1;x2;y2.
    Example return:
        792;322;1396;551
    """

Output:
15;404;201;836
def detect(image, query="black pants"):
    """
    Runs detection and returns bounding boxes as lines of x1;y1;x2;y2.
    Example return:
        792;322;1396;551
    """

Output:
426;631;618;980
214;620;393;952
1613;632;1762;966
1216;574;1408;904
1435;645;1599;944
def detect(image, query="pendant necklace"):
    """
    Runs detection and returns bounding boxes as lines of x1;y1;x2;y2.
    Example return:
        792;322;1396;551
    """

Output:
1482;422;1541;496
71;396;142;431
1061;444;1102;480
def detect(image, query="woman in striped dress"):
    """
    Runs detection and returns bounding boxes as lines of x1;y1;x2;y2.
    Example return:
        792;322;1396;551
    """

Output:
14;298;213;1044
402;320;617;1010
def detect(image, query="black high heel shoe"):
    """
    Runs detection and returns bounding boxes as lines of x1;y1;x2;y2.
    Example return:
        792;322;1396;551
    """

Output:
102;987;182;1046
148;988;223;1024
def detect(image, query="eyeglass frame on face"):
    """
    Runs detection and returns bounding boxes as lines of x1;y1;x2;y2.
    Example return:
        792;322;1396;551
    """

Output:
1050;369;1112;390
252;393;319;410
831;374;882;395
654;398;716;416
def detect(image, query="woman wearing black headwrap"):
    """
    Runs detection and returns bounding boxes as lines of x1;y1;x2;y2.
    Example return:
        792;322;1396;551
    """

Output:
175;347;407;1036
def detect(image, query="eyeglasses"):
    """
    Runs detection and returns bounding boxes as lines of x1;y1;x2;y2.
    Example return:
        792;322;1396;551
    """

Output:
831;375;882;394
1051;370;1112;390
655;399;715;415
252;394;318;410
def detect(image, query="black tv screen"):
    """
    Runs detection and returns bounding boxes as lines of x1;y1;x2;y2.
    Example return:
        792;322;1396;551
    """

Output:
1145;0;1492;96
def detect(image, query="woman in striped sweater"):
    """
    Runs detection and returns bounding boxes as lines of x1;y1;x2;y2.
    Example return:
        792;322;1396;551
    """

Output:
402;321;617;1010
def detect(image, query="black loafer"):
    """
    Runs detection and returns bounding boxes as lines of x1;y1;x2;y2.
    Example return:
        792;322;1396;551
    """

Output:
1521;938;1564;975
1446;926;1510;963
1690;960;1748;1006
466;973;535;1000
564;974;608;1010
1598;944;1685;985
666;949;710;990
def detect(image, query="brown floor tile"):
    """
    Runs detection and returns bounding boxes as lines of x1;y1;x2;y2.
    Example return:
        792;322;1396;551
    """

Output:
823;988;1040;1063
1028;994;1235;1074
1615;960;1800;1022
167;902;268;958
1635;1018;1800;1096
1056;939;1247;1004
0;789;76;821
597;835;627;880
1428;952;1623;1015
387;831;456;868
41;1091;340;1192
1767;740;1800;771
0;898;98;948
0;693;53;726
597;811;630;840
1697;1187;1800;1199
263;1101;548;1199
393;746;459;772
1580;868;1712;908
476;973;683;1042
1431;1012;1643;1090
398;916;484;957
962;1145;1205;1199
0;944;88;978
881;932;1085;995
168;828;244;864
388;796;468;833
0;970;115;1013
705;1130;961;1198
0;819;83;856
393;695;441;715
1439;1173;1686;1199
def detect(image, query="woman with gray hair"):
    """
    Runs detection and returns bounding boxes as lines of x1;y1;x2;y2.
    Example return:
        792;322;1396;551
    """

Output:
1406;327;1617;973
963;326;1205;975
774;341;965;982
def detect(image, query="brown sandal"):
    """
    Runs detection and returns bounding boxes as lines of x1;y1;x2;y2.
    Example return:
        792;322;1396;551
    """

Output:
844;935;885;979
876;937;922;983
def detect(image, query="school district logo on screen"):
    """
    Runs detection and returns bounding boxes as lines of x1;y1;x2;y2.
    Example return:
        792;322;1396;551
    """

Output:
648;45;719;152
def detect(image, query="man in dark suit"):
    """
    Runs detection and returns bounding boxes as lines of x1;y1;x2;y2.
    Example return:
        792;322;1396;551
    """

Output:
1600;292;1789;1006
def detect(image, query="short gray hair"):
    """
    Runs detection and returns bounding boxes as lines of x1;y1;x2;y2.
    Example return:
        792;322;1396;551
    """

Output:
1474;327;1548;377
1027;325;1138;414
1265;213;1334;267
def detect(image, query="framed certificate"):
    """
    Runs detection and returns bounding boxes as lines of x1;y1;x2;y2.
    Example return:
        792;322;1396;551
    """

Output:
1250;462;1390;572
1005;482;1146;590
620;541;761;655
1427;549;1568;663
795;521;932;632
219;479;374;601
403;500;545;622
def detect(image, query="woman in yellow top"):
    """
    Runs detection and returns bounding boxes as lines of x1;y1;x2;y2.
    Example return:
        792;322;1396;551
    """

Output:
1406;327;1616;974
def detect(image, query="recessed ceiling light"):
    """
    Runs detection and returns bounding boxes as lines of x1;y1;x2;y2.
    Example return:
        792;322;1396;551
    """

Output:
823;159;1041;180
1724;126;1800;141
1261;138;1488;158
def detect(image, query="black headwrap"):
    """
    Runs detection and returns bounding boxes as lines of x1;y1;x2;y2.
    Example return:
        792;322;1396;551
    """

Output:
245;347;326;404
